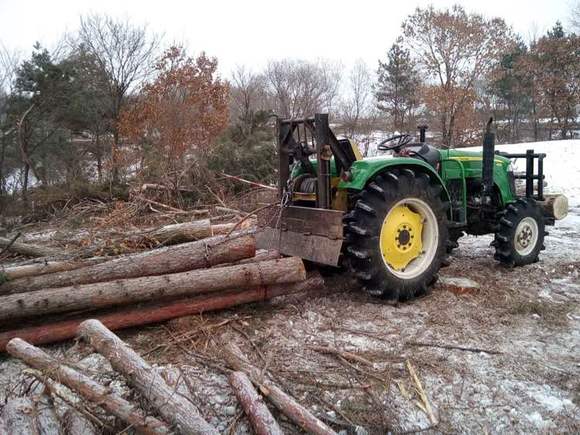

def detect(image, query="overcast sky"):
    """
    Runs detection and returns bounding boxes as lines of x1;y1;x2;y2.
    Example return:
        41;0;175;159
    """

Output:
0;0;572;76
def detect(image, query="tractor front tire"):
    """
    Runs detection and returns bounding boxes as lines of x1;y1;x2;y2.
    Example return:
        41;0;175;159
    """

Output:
344;169;449;302
493;198;546;266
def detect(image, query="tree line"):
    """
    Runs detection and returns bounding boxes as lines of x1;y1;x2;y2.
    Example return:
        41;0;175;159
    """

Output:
0;5;578;215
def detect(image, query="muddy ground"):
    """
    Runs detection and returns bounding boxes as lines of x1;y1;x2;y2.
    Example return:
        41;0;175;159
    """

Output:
0;205;578;434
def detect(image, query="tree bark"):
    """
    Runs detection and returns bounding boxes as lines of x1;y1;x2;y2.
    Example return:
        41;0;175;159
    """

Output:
0;416;7;435
78;319;218;435
1;397;39;435
223;343;337;435
1;257;107;281
228;371;283;435
138;219;236;245
62;409;97;435
6;338;171;435
0;257;305;322
538;194;568;220
0;272;324;351
0;233;255;295
218;249;280;268
34;394;62;435
0;237;58;258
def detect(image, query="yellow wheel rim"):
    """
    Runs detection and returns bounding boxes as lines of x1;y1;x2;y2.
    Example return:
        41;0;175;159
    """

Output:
379;204;424;271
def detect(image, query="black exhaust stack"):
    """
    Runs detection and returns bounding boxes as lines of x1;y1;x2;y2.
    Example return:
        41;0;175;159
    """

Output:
418;125;428;143
482;117;495;204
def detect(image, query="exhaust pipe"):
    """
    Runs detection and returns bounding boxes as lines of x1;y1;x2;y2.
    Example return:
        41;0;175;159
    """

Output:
482;117;495;204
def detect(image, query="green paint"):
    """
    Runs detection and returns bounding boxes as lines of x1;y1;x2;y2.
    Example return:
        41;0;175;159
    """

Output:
290;148;516;225
438;149;514;204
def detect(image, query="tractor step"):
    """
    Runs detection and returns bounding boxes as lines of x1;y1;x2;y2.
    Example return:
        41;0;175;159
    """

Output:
256;205;344;266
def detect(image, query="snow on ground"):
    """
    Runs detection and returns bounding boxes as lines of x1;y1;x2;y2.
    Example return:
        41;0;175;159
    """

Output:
464;139;580;207
0;140;578;434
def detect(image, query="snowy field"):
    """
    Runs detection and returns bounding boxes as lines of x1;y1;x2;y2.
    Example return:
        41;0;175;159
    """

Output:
466;140;580;207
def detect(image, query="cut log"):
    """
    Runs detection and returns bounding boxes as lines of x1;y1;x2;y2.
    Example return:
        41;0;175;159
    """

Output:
0;416;6;435
215;206;243;215
228;371;283;435
134;195;185;213
34;394;62;435
62;409;97;435
0;233;256;295
218;172;276;191
1;397;39;435
0;272;324;351
224;342;337;435
78;319;218;435
6;338;170;435
538;193;568;220
0;257;107;281
0;257;305;322
0;237;57;258
139;219;236;245
25;370;105;432
234;249;280;265
139;183;195;194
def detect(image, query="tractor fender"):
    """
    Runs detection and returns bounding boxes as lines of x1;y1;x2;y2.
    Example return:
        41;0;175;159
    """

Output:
338;157;451;203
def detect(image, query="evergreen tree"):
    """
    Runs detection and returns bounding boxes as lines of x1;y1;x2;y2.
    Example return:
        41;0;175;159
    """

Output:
529;23;580;139
375;42;421;133
487;38;534;142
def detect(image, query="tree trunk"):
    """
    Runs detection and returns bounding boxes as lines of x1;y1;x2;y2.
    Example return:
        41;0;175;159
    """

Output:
538;194;568;220
78;319;218;435
0;257;305;322
34;394;62;435
95;133;102;183
62;409;97;435
0;133;6;199
0;233;255;295
223;343;337;435
139;219;236;245
111;129;120;185
22;163;30;207
0;236;58;258
0;257;107;282
6;338;171;435
0;272;323;351
228;371;283;435
1;397;39;435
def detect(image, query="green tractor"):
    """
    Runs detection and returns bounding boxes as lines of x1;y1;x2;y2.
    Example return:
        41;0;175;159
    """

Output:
256;114;568;301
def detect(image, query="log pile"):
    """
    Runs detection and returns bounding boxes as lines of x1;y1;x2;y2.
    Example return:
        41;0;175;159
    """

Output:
7;320;335;435
0;212;334;433
0;215;315;350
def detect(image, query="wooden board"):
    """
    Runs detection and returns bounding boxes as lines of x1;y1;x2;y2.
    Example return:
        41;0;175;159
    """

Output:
256;205;343;266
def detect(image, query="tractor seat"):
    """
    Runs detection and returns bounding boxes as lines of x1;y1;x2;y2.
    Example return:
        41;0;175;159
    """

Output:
403;144;440;168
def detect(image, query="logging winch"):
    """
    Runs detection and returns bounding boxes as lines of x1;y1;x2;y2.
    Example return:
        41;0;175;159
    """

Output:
257;114;569;302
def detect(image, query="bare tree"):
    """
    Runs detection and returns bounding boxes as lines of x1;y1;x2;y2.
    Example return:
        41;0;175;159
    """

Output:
340;60;372;137
77;14;161;183
402;5;515;147
570;1;580;33
0;43;20;96
230;66;270;135
264;59;341;118
0;43;20;203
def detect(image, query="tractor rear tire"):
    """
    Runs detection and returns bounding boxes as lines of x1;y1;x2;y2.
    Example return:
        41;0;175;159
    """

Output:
344;168;449;302
493;198;546;266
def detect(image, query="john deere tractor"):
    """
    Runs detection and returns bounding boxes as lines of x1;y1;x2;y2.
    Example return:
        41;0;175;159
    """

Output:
257;114;568;302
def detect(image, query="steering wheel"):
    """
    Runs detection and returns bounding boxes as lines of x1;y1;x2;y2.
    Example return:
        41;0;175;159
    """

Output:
377;134;413;152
